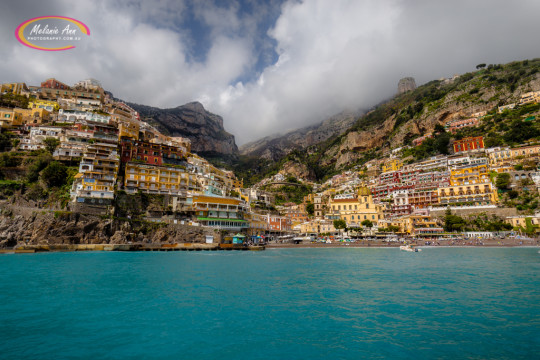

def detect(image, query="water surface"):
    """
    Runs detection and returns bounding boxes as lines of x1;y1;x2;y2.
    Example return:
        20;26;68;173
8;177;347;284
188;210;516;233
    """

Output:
1;248;539;359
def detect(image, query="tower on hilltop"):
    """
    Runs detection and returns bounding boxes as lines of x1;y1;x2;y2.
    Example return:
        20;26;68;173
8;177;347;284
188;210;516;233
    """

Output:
398;77;417;94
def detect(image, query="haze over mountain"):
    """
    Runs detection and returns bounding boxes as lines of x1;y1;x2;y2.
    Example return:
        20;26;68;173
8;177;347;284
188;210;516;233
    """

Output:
240;109;365;160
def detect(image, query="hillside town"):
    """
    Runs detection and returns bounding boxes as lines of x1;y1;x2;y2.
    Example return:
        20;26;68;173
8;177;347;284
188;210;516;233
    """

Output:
1;79;540;243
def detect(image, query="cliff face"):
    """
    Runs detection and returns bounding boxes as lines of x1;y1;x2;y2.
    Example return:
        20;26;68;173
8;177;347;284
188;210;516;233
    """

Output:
0;210;215;249
130;101;238;156
319;61;540;170
239;110;362;160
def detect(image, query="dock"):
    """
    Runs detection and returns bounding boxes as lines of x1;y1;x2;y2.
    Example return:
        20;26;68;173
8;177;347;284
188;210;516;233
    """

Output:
0;243;265;253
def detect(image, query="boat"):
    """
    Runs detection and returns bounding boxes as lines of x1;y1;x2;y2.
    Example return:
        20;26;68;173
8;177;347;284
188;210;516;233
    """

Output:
400;244;421;252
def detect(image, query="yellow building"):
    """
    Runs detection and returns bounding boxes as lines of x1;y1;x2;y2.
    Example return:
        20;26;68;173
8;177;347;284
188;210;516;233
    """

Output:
440;159;498;205
437;182;498;205
28;99;59;112
300;219;336;234
13;108;50;125
505;215;540;228
1;82;28;95
489;145;540;167
328;187;384;226
246;212;269;235
0;108;23;128
118;121;140;140
511;144;540;158
381;158;403;173
449;161;490;186
125;162;192;194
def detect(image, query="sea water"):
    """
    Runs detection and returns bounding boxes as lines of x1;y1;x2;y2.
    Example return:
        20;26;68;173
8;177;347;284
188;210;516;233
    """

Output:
0;248;539;359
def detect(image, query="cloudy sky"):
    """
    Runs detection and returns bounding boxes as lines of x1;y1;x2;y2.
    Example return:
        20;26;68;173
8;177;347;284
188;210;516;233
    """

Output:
2;0;540;145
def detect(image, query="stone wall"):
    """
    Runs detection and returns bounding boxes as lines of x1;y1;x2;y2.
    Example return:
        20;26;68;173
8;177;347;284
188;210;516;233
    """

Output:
429;207;518;219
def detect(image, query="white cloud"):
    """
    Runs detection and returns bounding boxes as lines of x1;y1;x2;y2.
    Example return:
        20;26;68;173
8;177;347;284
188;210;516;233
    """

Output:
1;0;540;145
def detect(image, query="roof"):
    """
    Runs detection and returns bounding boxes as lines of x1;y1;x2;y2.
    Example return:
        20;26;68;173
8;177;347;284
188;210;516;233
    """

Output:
197;217;247;222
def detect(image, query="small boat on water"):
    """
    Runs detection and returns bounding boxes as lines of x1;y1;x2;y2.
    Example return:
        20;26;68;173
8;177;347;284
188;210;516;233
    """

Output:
400;244;421;252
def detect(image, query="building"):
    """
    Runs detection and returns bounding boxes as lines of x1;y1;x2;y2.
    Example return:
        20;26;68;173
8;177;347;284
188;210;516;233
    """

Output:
518;91;540;105
73;78;103;91
58;109;110;124
0;108;23;128
437;182;497;206
506;215;540;229
300;218;336;235
41;78;70;90
488;145;540;167
13;108;50;125
413;134;433;146
267;215;292;233
120;138;187;167
498;103;516;113
453;136;484;153
70;143;120;204
190;194;249;231
1;82;28;95
445;117;479;133
381;158;403;173
28;99;59;112
328;187;384;227
36;88;103;106
124;162;192;201
314;194;323;218
246;212;269;236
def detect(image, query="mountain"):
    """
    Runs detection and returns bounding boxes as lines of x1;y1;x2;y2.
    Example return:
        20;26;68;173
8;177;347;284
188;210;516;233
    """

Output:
320;59;540;170
128;101;238;157
234;58;540;184
239;109;363;160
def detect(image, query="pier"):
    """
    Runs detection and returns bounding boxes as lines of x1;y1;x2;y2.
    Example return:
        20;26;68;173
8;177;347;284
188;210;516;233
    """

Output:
0;243;265;253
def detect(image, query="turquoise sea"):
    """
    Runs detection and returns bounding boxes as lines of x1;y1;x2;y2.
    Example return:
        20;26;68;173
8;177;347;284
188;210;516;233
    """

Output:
0;248;539;359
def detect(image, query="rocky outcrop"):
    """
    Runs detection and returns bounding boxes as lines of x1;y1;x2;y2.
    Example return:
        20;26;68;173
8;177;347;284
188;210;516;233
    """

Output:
240;109;363;160
279;160;315;180
398;77;417;94
0;210;217;249
129;101;238;156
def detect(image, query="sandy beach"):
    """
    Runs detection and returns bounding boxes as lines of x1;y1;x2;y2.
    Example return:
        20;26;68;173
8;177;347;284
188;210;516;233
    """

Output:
266;238;540;248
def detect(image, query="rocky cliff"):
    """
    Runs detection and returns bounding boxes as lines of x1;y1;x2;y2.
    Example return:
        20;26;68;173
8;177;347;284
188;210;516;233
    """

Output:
129;101;238;156
325;63;540;169
239;109;362;160
0;209;216;249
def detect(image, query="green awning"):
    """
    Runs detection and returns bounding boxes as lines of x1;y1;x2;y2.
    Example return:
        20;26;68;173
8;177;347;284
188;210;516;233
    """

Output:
197;217;247;222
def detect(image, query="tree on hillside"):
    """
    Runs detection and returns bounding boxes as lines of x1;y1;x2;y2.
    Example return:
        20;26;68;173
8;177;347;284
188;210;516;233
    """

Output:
40;161;68;188
476;63;486;69
495;173;511;190
43;137;60;155
434;124;446;134
306;202;314;216
0;132;12;152
444;208;467;232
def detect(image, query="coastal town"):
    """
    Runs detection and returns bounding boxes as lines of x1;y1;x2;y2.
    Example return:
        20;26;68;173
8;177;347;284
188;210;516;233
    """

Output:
1;78;540;247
